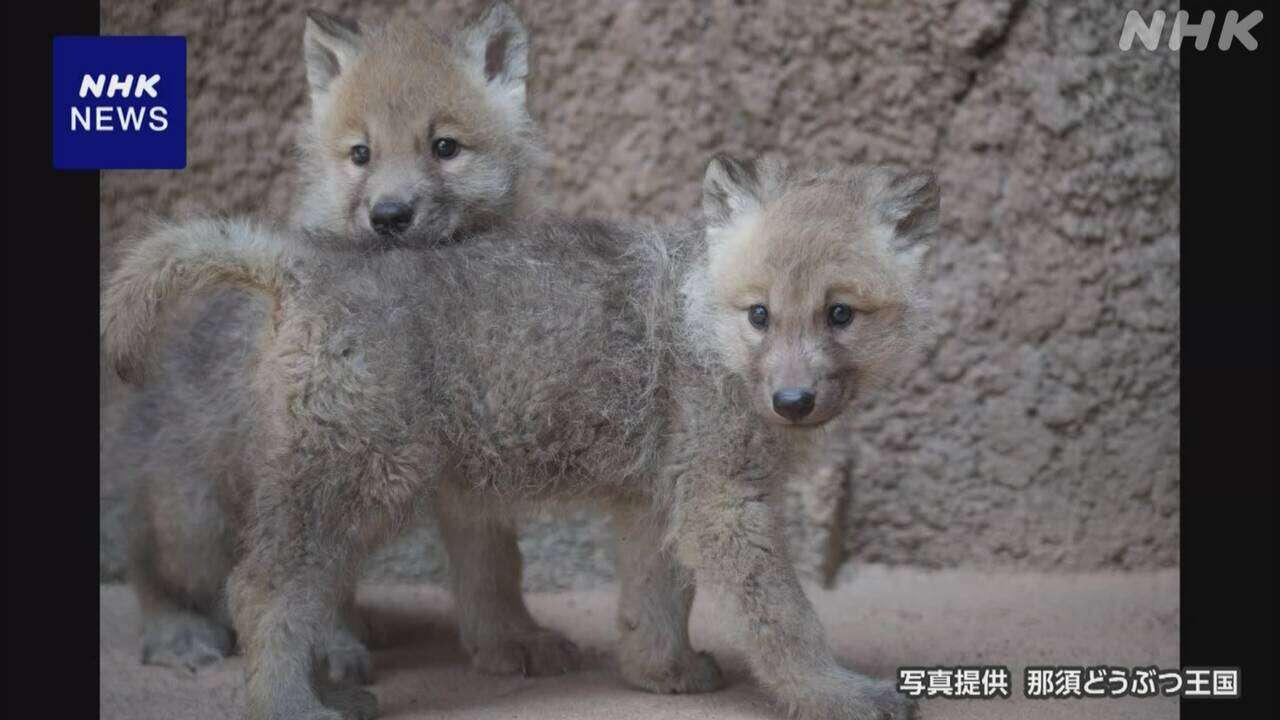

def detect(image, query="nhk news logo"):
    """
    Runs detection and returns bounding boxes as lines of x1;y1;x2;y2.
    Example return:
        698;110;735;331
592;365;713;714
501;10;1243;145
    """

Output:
52;36;186;169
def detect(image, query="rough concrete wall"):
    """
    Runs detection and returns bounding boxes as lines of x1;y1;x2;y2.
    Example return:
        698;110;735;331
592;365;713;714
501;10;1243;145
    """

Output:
99;0;1180;586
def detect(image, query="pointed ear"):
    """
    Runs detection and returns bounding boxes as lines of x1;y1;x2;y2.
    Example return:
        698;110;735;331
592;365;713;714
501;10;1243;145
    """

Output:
460;2;530;118
304;10;362;100
702;153;787;229
878;170;940;252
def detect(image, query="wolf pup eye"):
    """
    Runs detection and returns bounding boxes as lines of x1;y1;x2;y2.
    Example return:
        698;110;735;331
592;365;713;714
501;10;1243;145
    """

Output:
432;137;460;160
828;303;855;328
350;144;371;166
748;304;770;330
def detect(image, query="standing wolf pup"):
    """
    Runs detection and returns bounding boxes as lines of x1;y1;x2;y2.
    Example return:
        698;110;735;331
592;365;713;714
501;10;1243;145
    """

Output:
99;1;579;685
103;154;938;720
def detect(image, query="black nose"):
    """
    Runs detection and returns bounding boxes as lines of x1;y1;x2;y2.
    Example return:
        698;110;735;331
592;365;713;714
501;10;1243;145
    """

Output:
772;388;816;422
369;200;414;236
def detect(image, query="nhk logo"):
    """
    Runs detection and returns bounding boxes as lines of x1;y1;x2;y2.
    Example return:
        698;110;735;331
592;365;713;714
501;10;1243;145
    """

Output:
1118;10;1263;51
73;73;170;132
53;36;186;169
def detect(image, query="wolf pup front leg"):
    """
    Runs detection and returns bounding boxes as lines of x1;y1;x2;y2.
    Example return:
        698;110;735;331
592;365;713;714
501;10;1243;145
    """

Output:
612;501;725;694
670;464;913;720
435;484;581;677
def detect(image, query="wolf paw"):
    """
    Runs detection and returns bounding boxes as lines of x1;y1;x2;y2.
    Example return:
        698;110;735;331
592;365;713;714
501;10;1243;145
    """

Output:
318;684;378;720
316;614;373;685
319;642;373;685
141;611;233;673
471;629;581;677
622;649;726;694
791;670;916;720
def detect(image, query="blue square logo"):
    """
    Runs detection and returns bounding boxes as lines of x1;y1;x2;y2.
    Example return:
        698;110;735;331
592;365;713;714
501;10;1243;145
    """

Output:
52;36;186;170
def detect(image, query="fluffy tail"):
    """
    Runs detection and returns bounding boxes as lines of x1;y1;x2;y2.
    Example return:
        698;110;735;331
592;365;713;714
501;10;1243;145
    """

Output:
101;217;291;385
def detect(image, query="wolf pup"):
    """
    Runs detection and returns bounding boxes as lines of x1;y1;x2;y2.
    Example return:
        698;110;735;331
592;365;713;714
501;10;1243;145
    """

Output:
99;1;576;686
103;154;938;720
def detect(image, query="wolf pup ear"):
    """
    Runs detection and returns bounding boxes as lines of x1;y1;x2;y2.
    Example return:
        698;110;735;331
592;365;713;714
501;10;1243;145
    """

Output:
702;153;787;229
461;2;530;118
304;10;362;99
878;170;940;253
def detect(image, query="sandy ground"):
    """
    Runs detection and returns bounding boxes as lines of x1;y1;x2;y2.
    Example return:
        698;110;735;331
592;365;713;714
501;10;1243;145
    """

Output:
101;567;1179;719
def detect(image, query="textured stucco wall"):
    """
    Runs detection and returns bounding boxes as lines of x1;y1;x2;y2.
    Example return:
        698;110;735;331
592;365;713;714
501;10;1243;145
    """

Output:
99;0;1180;586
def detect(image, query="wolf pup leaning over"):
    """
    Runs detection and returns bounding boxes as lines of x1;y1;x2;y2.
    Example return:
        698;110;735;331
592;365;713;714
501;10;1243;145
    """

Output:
98;1;573;686
103;154;938;720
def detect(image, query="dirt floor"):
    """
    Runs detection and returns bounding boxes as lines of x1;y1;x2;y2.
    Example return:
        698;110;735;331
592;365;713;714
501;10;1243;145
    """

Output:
100;567;1179;719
